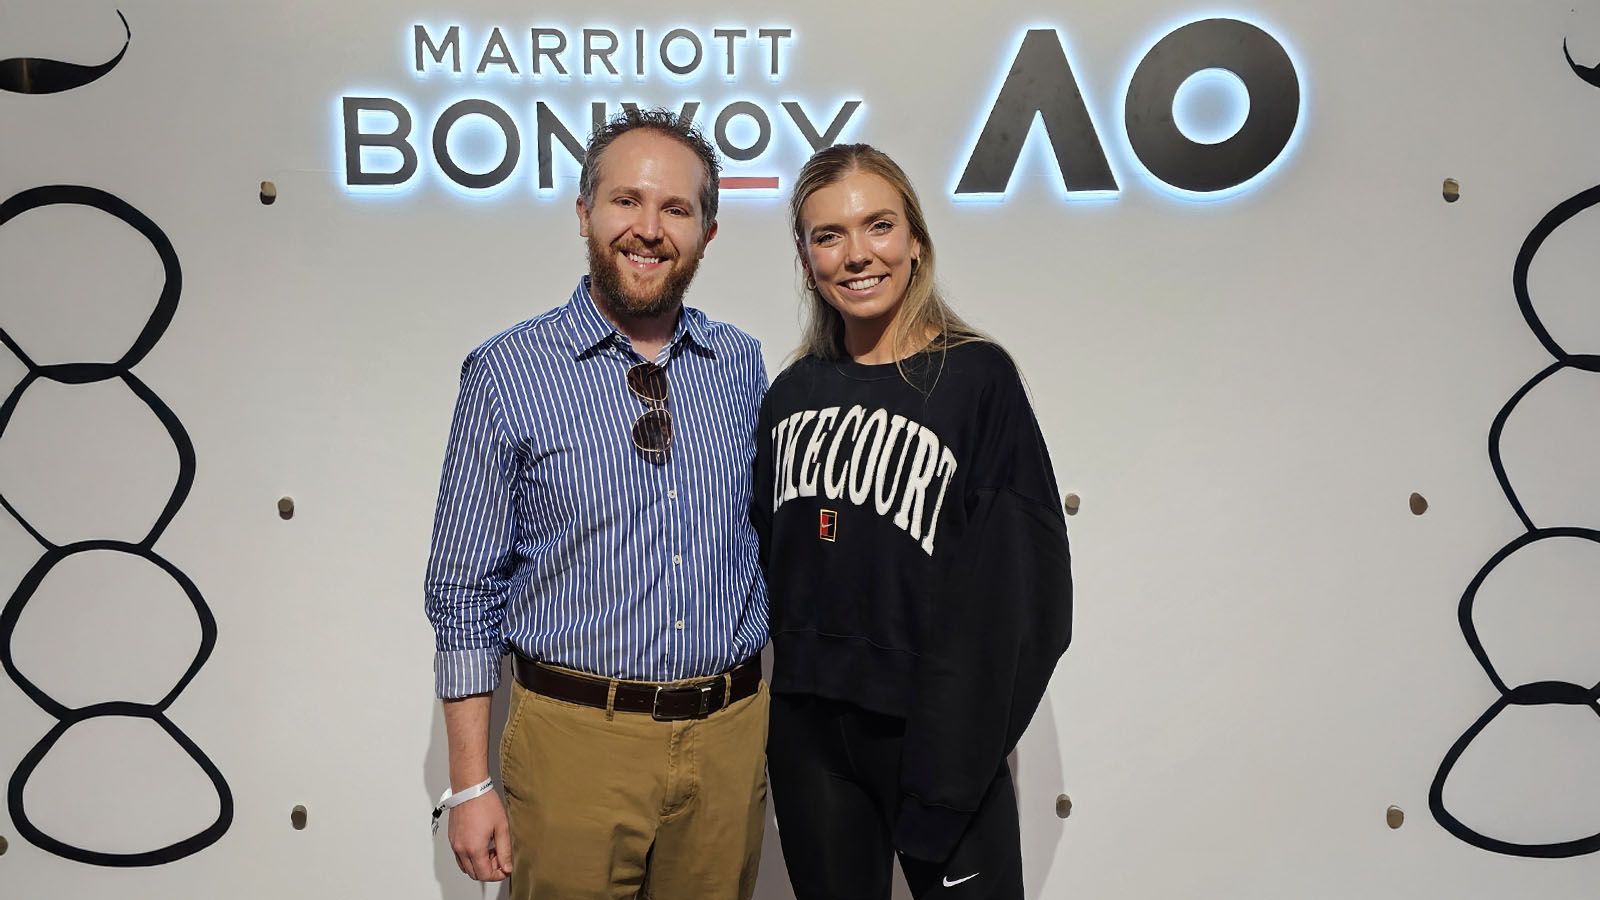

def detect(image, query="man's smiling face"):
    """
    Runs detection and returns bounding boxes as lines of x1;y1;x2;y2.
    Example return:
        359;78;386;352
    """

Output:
578;128;717;321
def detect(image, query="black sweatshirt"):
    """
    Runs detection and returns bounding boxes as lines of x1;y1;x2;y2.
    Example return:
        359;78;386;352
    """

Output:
753;340;1073;862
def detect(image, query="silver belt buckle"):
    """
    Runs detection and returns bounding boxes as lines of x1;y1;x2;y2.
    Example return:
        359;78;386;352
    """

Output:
652;682;715;721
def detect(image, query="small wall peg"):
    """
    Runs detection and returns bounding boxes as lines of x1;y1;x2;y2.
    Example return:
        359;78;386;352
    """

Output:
1055;794;1072;818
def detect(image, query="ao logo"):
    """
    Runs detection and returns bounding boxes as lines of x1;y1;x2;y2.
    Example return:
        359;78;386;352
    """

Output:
957;17;1302;200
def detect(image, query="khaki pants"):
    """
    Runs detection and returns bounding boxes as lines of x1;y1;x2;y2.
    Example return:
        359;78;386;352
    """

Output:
499;672;769;900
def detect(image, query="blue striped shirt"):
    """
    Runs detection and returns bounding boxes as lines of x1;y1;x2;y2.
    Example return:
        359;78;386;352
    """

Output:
425;278;769;698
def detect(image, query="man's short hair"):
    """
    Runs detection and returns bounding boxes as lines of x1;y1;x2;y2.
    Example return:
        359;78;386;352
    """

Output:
580;107;721;231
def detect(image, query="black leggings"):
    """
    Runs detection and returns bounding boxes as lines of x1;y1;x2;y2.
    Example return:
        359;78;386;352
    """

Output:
767;693;1023;900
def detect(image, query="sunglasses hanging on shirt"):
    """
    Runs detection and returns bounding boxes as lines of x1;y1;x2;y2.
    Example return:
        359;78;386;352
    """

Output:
627;362;672;464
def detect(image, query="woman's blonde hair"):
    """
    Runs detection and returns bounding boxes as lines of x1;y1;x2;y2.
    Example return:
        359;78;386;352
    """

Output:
788;144;987;374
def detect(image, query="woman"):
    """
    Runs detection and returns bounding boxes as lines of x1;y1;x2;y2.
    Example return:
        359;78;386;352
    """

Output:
754;144;1073;899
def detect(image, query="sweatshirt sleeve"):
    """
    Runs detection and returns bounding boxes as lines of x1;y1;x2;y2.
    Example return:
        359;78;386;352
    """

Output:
751;392;775;570
892;358;1073;861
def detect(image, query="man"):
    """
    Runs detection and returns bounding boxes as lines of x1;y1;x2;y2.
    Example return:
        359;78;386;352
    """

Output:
425;108;769;900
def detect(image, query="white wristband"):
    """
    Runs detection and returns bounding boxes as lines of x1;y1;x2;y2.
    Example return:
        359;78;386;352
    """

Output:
431;778;493;835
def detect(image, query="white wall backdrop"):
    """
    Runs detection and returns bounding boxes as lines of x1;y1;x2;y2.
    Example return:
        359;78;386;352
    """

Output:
4;0;1600;897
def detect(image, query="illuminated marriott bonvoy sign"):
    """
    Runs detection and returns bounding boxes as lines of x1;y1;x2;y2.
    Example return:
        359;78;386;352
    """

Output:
342;24;855;194
337;18;1302;201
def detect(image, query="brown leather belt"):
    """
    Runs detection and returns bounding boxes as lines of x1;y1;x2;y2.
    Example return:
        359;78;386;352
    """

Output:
511;654;760;721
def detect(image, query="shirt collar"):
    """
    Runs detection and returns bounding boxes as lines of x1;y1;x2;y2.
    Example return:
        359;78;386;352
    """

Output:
566;276;716;361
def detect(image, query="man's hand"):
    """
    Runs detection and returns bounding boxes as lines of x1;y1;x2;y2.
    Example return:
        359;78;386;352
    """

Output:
448;790;514;882
441;694;513;882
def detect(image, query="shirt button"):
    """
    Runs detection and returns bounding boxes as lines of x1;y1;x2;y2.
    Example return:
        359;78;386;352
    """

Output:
668;489;678;499
672;554;682;565
675;620;684;630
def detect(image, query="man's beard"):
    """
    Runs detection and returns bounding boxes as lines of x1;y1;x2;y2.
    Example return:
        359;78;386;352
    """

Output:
587;233;704;321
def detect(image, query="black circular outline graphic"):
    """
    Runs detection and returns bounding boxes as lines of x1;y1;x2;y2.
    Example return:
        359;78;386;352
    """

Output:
1486;359;1565;533
1430;111;1600;851
0;186;181;374
1430;528;1600;858
2;543;228;866
0;10;130;95
1564;39;1600;92
0;185;232;866
1510;183;1600;373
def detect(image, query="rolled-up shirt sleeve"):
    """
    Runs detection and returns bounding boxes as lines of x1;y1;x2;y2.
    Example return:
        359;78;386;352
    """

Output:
425;352;519;699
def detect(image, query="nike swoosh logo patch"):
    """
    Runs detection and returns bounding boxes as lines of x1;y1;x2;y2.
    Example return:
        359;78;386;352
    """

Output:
943;872;979;887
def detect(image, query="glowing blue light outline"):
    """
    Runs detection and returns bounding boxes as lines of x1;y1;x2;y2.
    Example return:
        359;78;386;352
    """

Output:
408;23;469;83
474;26;525;80
336;90;420;198
763;27;794;84
429;95;526;200
777;94;868;164
441;104;521;191
337;92;544;201
406;22;799;85
709;27;750;85
654;26;715;86
949;25;1123;204
719;105;768;156
625;27;650;83
1115;12;1308;203
1172;67;1250;145
704;93;870;201
530;97;593;201
718;148;786;203
717;186;785;202
335;94;840;203
342;19;811;205
577;27;628;84
352;106;410;178
527;25;578;83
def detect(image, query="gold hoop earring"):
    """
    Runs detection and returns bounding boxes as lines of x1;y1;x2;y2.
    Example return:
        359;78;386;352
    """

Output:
805;275;816;291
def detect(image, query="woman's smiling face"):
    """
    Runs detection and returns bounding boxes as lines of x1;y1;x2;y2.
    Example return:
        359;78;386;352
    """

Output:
798;170;922;333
